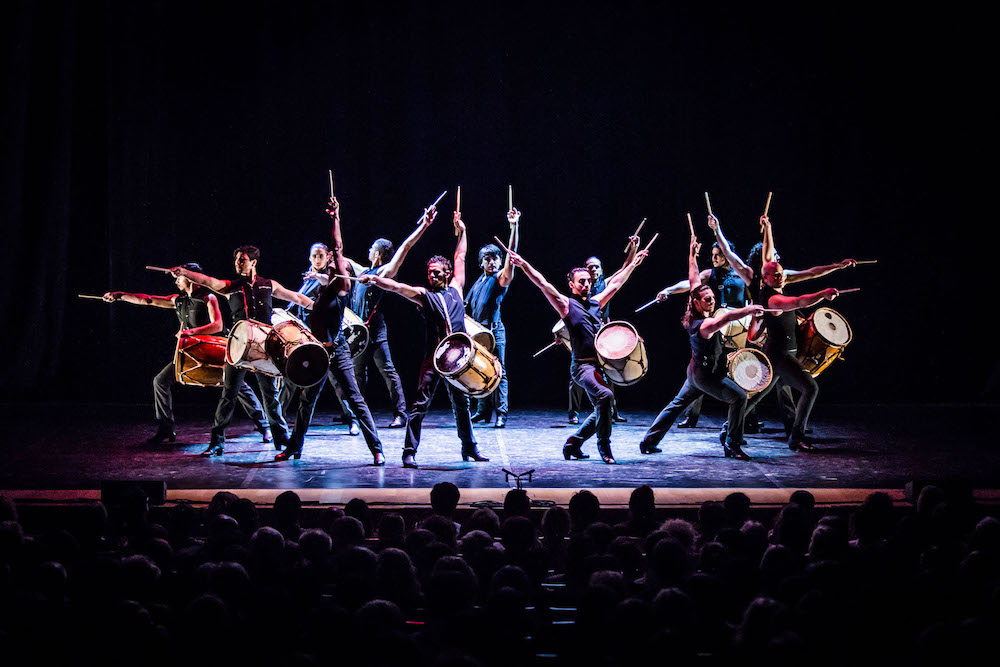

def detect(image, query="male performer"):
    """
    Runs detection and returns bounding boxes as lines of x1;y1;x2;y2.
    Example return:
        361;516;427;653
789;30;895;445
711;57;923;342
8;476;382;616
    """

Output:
507;244;648;464
358;210;487;468
342;213;438;428
275;197;385;464
466;206;520;428
102;264;272;444
639;228;764;459
171;247;313;456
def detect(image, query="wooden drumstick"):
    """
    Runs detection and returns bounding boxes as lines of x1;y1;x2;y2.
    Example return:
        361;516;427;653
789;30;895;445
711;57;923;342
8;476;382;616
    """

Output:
332;274;361;281
642;232;659;252
508;184;513;211
532;340;560;358
624;218;646;252
704;192;713;216
855;260;878;265
492;235;513;256
686;212;694;237
764;191;772;217
415;190;448;225
328;170;335;198
634;298;659;313
838;287;861;293
78;294;105;300
145;265;173;274
454;186;462;237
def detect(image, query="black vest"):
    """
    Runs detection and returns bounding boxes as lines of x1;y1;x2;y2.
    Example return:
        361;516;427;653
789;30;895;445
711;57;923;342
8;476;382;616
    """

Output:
226;275;273;324
563;296;603;361
688;316;723;374
174;287;212;329
422;286;466;354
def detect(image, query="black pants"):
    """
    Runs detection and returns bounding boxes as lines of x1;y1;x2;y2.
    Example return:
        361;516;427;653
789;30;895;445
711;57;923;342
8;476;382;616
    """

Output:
679;391;759;426
568;362;620;420
640;362;747;448
351;321;407;419
746;349;817;439
473;323;508;418
569;359;615;456
154;361;267;429
212;364;289;445
280;368;352;423
404;357;476;456
284;339;382;455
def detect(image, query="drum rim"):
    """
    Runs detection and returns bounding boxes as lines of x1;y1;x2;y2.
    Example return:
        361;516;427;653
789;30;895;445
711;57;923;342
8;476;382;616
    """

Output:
810;306;853;346
433;331;476;377
728;347;773;392
594;320;641;360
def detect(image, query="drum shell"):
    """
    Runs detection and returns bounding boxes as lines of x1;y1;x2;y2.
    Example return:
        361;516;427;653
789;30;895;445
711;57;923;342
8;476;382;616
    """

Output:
726;348;773;396
227;320;282;376
464;316;496;351
433;332;503;398
552;320;571;351
267;320;329;387
175;335;227;387
594;320;648;386
796;307;852;378
340;308;370;359
712;307;752;349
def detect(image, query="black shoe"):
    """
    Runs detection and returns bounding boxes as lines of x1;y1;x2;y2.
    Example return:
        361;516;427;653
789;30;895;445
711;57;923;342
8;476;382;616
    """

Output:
723;441;751;460
147;424;176;445
274;447;301;461
256;424;272;443
387;416;406;428
373;452;386;466
563;437;589;460
471;411;490;424
639;440;662;454
568;415;580;425
600;451;617;464
744;420;760;434
613;414;628;423
720;428;728;445
788;435;819;452
349;421;360;436
201;442;223;457
462;448;490;462
677;415;698;428
402;453;418;468
494;414;507;428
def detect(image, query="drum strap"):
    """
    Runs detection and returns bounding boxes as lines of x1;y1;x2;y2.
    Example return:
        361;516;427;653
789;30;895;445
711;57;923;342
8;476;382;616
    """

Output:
429;292;453;336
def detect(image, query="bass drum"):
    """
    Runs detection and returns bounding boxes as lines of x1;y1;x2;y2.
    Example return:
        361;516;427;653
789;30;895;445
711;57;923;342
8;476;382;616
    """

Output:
341;308;370;359
175;334;227;387
712;307;752;349
594;320;648;386
464;315;495;352
227;320;281;376
266;319;329;387
797;307;852;377
433;332;502;398
727;347;773;397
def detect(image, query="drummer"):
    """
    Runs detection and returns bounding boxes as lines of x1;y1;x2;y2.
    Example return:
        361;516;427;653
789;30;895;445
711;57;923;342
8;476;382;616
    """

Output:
466;206;520;428
102;264;273;445
506;243;648;464
275;197;386;464
357;209;487;468
170;247;313;456
639;227;764;460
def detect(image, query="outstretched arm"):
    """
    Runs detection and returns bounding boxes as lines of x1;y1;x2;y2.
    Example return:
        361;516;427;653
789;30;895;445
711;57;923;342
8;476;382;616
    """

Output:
506;250;571;319
358;273;426;306
496;208;520;287
451;211;468;292
272;280;314;309
605;233;642;284
655;267;714;302
169;266;232;295
324;197;353;296
595;248;650;308
784;259;857;285
708;214;753;285
379;205;437;279
765;287;841;312
700;304;765;338
101;291;177;309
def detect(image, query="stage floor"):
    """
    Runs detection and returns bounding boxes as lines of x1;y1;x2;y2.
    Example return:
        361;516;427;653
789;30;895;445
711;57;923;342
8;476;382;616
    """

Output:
2;403;996;506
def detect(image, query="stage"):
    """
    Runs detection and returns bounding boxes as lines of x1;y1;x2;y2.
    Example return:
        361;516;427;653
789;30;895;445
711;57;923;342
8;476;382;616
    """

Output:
2;403;996;508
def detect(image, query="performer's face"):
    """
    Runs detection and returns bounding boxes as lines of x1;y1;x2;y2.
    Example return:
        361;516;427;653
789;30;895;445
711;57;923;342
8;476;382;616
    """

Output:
762;262;785;289
427;261;451;289
694;287;716;314
568;270;592;297
175;275;192;291
586;259;603;280
481;254;501;275
711;247;728;268
368;243;382;264
234;252;257;277
310;247;329;271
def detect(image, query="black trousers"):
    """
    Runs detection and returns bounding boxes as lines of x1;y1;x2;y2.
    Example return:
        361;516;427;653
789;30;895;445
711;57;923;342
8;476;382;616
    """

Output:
569;360;615;456
350;321;407;419
404;357;476;456
746;349;817;439
640;362;747;448
279;368;352;423
212;364;289;445
154;361;268;430
284;339;382;455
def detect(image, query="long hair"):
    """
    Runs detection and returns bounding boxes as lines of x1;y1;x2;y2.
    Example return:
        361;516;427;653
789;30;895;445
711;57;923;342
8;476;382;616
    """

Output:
682;284;713;328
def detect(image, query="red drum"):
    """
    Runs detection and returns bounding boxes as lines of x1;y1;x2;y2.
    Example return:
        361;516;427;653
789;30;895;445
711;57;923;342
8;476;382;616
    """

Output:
174;335;227;387
797;307;852;377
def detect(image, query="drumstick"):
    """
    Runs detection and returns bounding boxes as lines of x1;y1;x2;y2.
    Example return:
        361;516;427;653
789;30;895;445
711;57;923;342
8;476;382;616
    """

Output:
532;340;559;358
508;184;513;211
415;190;448;225
838;288;861;293
78;294;105;300
704;192;713;216
686;212;694;237
492;235;513;256
332;274;361;281
642;232;659;252
856;260;878;265
624;218;646;252
328;170;335;198
764;191;772;217
634;298;659;313
145;265;173;274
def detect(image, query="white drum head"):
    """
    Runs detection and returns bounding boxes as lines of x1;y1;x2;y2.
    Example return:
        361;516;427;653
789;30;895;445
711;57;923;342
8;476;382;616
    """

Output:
595;323;638;360
729;348;772;393
434;335;473;374
228;321;251;363
813;308;851;346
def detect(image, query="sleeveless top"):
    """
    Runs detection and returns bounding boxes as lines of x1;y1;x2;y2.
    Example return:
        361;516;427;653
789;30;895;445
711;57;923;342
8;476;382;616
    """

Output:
174;287;212;329
563;296;603;362
308;281;347;345
465;272;508;327
421;286;466;354
760;285;798;353
350;266;388;329
705;267;748;308
688;316;723;374
226;275;273;324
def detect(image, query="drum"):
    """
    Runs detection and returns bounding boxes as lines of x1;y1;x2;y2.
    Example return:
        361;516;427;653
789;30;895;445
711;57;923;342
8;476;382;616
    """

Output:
593;321;648;386
712;307;752;349
270;307;304;327
433;332;503;398
266;318;329;387
552;320;571;351
341;308;370;359
464;315;495;351
227;319;281;376
174;334;227;387
727;348;773;396
797;307;852;377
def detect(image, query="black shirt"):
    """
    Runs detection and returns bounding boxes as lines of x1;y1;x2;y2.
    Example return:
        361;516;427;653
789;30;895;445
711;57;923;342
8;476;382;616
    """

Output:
308;280;347;345
592;275;610;322
175;287;212;329
706;267;748;308
350;266;388;329
226;275;274;324
465;272;508;327
290;269;329;321
563;296;603;361
760;285;798;353
688;316;723;374
421;286;467;354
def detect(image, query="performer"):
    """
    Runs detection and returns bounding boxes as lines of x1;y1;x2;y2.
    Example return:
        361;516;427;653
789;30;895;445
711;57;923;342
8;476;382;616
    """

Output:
102;264;273;444
171;247;313;456
275;197;385;464
342;214;437;429
507;244;648;464
466;207;521;428
639;227;764;460
358;210;487;468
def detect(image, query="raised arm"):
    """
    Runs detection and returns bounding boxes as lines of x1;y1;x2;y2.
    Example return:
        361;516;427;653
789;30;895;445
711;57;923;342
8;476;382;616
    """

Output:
101;291;177;309
700;304;765;338
450;211;468;292
506;250;571;319
169;266;232;295
784;259;857;285
761;216;776;264
765;287;841;312
496;208;521;287
687;232;703;291
606;233;642;284
324;196;352;296
708;214;753;285
595;248;650;308
358;273;426;306
380;206;437;279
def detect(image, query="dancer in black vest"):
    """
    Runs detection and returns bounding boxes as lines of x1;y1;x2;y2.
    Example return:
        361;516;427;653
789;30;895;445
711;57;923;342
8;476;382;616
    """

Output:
275;197;385;464
359;210;486;468
171;247;313;456
102;263;272;444
343;212;436;428
639;228;764;460
506;244;648;464
466;206;520;428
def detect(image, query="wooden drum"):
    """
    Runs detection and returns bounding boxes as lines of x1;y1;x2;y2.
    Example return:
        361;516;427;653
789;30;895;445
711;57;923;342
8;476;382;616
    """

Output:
593;321;648;386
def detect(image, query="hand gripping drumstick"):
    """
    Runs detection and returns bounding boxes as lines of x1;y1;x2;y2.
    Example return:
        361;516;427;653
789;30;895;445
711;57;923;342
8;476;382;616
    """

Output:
415;190;448;225
145;265;173;274
454;186;461;237
624;218;646;252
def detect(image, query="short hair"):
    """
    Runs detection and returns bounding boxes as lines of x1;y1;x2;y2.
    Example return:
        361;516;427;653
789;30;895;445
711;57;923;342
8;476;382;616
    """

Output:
567;267;590;283
430;482;460;516
585;257;602;268
478;244;502;264
233;245;260;262
180;262;202;273
372;238;394;263
426;255;453;273
309;242;329;254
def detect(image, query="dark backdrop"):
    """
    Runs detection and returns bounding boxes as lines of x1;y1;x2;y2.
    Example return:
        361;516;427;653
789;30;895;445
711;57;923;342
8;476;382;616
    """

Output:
2;0;993;409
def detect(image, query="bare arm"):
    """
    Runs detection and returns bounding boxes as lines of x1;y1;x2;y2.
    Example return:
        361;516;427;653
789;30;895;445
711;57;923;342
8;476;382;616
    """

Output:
451;212;468;292
506;250;571;318
700;304;765;338
358;273;426;306
784;259;857;285
272;280;314;309
379;206;437;279
496;208;520;287
765;287;840;312
761;216;776;264
656;268;713;302
325;197;352;296
708;215;753;285
102;291;177;309
170;267;232;295
687;233;703;291
182;293;224;336
605;234;642;285
595;248;650;308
